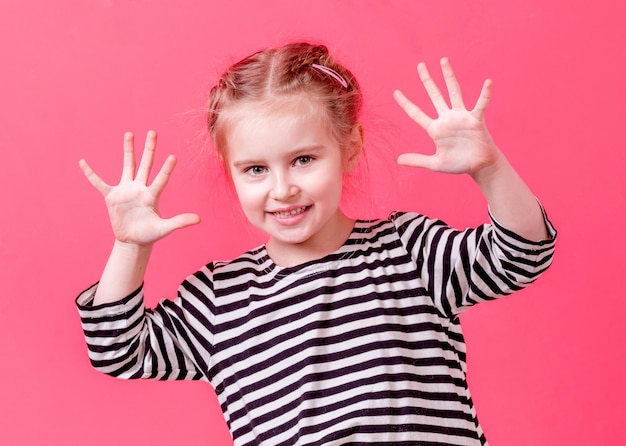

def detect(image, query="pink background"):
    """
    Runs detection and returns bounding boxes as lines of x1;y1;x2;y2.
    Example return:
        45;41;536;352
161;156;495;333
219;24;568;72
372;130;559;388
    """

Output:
1;1;624;445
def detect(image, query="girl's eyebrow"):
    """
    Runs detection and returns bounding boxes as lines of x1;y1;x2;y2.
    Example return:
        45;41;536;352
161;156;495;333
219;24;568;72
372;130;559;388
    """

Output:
290;145;326;156
232;158;263;168
231;145;327;168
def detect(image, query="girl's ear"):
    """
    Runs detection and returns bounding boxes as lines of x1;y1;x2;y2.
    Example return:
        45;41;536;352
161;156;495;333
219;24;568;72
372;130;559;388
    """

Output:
343;123;364;173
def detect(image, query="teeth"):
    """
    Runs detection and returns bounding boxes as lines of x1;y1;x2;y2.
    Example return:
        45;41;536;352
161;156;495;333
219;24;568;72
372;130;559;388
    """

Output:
274;206;307;218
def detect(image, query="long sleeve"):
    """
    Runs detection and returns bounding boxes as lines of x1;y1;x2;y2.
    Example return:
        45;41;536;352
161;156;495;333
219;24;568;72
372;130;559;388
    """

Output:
76;265;218;381
391;206;556;318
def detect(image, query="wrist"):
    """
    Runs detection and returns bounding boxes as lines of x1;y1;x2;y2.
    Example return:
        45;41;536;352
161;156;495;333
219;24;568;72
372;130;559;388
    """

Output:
111;239;153;263
470;151;510;188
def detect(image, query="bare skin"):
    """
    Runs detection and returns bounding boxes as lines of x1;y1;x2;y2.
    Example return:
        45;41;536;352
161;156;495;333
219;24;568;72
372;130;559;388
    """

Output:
79;131;200;305
393;58;549;242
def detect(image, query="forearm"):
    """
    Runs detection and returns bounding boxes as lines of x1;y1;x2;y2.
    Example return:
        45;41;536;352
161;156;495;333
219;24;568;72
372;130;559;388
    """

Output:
472;151;550;242
77;271;208;381
93;240;153;305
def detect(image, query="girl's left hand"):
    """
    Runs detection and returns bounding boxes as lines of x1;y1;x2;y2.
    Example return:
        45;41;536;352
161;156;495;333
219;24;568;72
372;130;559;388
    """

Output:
394;58;501;177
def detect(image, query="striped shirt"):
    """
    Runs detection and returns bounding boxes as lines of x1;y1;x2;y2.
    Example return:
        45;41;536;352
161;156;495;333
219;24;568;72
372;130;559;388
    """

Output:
77;211;556;445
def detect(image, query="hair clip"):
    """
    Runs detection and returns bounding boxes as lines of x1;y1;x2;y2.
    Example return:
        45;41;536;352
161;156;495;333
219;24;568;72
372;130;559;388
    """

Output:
310;63;348;89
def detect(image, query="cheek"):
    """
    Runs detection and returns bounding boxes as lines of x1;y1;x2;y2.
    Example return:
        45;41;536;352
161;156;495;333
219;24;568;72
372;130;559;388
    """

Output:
308;170;344;201
232;179;263;211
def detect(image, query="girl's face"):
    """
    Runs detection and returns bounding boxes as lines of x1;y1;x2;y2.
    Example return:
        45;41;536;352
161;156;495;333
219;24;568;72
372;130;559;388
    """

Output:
225;100;357;265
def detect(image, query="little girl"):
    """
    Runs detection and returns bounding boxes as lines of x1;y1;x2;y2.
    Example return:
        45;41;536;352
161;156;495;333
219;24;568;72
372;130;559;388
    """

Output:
76;42;556;445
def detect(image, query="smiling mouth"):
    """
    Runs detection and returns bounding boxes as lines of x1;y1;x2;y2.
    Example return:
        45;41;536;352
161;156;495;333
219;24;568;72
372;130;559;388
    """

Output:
271;206;309;218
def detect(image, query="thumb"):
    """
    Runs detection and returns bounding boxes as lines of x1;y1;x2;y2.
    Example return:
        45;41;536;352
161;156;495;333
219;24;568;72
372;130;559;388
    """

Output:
397;153;434;170
161;213;201;236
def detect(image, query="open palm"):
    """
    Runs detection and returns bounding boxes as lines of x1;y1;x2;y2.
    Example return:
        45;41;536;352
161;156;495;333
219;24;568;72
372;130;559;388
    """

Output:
394;58;500;176
79;131;200;246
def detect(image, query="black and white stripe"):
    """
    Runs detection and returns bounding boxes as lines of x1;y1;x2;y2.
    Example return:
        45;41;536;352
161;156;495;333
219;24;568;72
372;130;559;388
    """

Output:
77;211;556;445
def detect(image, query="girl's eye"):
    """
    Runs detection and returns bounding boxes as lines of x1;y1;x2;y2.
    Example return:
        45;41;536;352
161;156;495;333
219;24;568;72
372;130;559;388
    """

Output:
245;166;267;176
294;156;313;167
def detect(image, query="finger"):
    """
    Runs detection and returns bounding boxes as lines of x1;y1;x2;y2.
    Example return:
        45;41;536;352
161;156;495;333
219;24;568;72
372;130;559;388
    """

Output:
440;57;466;110
160;213;201;236
136;130;157;184
121;132;136;182
417;62;449;113
79;159;111;195
393;90;432;129
397;153;436;170
472;79;493;120
150;154;177;197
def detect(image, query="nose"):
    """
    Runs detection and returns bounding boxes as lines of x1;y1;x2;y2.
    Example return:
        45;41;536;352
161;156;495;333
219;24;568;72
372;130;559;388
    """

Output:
269;171;298;201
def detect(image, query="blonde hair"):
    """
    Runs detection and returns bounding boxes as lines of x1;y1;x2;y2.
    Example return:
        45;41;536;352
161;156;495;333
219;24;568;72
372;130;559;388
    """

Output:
207;42;363;162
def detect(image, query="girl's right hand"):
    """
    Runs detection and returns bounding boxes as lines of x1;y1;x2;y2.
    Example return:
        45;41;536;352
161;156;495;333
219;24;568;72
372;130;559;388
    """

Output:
79;131;201;246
